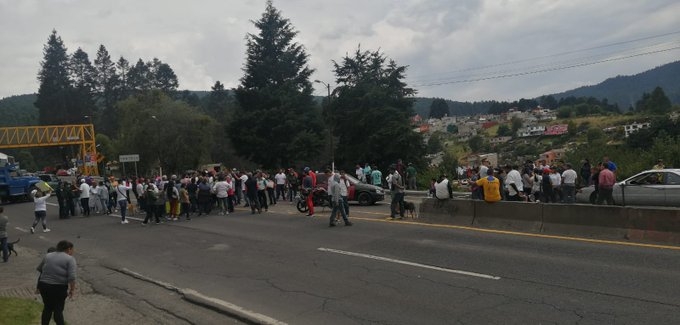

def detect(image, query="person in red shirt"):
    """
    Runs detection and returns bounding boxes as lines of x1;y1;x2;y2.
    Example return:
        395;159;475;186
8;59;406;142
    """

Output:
303;167;316;217
596;162;616;205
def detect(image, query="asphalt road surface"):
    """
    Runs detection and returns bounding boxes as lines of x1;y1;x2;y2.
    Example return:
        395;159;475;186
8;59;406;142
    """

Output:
5;198;680;324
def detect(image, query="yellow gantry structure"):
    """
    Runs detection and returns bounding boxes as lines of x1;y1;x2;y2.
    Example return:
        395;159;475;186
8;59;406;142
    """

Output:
0;124;99;176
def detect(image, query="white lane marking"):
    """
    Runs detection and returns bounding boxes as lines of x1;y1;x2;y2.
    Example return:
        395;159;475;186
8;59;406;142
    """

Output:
317;247;501;280
14;227;29;233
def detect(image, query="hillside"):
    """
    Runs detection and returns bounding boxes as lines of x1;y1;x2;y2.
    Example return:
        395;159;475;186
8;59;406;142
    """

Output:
0;94;38;127
550;60;680;110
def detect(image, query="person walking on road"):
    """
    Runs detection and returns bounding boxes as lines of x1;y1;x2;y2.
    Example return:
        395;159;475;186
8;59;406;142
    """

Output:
78;179;91;216
0;207;8;262
36;239;77;325
329;174;352;227
389;168;405;219
31;189;52;234
116;179;132;224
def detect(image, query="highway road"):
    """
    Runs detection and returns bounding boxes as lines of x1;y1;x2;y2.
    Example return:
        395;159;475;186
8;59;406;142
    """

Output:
4;198;680;324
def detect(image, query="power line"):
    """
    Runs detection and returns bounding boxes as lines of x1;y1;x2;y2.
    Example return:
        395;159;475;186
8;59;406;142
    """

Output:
411;45;680;87
407;30;680;81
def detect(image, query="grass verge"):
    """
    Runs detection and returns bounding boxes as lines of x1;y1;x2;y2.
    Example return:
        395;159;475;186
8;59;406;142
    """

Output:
0;297;42;325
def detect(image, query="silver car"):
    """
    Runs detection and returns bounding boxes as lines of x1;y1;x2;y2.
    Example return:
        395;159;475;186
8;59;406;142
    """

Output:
576;169;680;207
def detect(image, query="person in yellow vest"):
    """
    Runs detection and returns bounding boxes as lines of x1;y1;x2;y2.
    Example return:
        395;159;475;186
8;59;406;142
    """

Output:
475;168;501;203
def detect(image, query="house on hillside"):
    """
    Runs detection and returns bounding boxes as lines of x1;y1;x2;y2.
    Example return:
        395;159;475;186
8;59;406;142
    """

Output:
623;122;650;137
490;136;512;145
538;149;566;166
518;125;546;137
544;124;568;136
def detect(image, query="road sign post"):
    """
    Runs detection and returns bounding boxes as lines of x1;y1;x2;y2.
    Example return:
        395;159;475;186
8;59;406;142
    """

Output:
119;154;140;177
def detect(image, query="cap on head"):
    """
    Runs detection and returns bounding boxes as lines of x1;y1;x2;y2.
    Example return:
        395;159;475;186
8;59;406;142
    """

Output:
304;167;310;172
80;179;85;183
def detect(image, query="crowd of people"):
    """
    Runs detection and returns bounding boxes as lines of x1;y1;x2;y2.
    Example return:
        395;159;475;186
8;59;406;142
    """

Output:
432;156;629;205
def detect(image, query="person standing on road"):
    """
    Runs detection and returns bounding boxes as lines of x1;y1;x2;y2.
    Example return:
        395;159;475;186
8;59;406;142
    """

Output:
371;165;382;188
0;207;8;262
406;163;417;190
504;165;525;202
245;172;261;214
116;179;132;224
98;181;110;215
389;168;406;220
303;167;316;217
561;163;578;203
597;162;616;205
212;176;230;216
31;189;52;234
275;169;287;202
36;239;77;325
78;179;91;216
142;182;160;225
329;174;352;227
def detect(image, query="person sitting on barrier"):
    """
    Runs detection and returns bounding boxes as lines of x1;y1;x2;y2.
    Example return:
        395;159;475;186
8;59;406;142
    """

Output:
476;168;501;203
434;174;452;200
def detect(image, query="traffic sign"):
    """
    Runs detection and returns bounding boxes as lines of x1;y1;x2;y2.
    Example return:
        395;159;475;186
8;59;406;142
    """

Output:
119;154;140;162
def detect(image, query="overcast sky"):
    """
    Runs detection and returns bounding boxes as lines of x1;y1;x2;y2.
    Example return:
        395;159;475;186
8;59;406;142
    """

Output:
1;0;679;102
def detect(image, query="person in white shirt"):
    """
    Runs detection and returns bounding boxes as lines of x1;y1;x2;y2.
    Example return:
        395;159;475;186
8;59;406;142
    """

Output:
31;189;52;233
212;176;231;215
116;179;132;224
504;165;524;201
549;169;562;202
274;169;287;202
434;175;452;200
78;179;91;216
561;163;578;203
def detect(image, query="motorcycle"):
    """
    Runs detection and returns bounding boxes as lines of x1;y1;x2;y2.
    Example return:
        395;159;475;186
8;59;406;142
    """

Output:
296;186;331;213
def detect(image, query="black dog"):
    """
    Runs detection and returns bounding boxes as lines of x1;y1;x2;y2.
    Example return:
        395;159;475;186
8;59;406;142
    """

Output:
404;201;417;219
6;238;19;256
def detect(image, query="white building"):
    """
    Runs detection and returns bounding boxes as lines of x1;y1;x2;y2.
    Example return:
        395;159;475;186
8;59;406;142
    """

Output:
623;122;650;137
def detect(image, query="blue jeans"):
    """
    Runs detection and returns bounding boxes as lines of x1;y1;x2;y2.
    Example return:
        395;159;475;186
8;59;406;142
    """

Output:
330;200;349;225
562;184;576;203
217;197;229;213
118;200;128;221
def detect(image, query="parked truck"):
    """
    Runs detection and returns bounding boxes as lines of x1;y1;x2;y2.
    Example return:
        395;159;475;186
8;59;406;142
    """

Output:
0;152;41;203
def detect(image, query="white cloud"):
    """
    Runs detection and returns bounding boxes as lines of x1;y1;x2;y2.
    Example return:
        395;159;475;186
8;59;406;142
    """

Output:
1;0;679;102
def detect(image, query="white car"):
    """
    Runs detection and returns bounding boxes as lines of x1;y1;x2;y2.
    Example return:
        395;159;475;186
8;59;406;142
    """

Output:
575;169;680;207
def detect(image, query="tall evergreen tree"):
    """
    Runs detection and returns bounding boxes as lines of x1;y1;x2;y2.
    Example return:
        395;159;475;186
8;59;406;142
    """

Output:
229;0;324;168
127;59;152;93
35;30;71;125
429;98;449;119
332;47;425;170
115;56;130;98
635;86;672;114
93;45;119;111
68;48;96;122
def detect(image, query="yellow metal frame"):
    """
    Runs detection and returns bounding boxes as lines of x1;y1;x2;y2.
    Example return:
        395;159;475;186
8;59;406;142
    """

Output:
0;124;99;176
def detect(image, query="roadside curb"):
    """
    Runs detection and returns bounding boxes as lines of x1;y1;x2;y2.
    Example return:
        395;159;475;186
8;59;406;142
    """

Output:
112;266;286;325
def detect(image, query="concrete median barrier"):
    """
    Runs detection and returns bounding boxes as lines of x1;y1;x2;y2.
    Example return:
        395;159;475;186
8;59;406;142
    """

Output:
473;201;543;232
419;198;474;226
541;204;629;240
625;207;680;244
420;198;680;246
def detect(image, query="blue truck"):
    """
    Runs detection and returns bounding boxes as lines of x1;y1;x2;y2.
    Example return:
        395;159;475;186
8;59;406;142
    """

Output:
0;152;41;203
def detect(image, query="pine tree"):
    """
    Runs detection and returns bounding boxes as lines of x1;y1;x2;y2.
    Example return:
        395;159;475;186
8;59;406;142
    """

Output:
332;47;424;170
229;0;324;168
429;98;450;119
68;48;96;122
35;30;71;125
93;45;119;113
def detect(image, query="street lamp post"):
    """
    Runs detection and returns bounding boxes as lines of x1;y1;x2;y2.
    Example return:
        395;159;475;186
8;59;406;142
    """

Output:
314;80;334;172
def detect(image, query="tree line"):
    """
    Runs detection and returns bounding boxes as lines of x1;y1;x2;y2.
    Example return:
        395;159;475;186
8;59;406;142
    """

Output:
31;0;425;175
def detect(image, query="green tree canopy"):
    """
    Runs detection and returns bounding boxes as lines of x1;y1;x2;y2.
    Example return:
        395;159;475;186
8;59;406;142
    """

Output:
117;91;216;174
429;98;449;119
331;46;425;171
35;30;72;126
635;86;672;114
229;0;325;169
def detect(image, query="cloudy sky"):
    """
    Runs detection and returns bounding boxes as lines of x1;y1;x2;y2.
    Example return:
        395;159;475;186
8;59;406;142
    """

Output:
1;0;679;102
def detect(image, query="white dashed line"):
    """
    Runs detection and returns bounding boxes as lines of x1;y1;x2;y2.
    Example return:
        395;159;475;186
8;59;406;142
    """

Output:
318;247;501;280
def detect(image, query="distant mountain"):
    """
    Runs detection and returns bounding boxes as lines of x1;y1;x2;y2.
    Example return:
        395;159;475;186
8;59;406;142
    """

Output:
0;94;38;127
550;60;680;110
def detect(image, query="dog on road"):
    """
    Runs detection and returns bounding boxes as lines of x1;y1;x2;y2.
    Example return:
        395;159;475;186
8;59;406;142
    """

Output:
6;238;20;257
404;201;417;219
